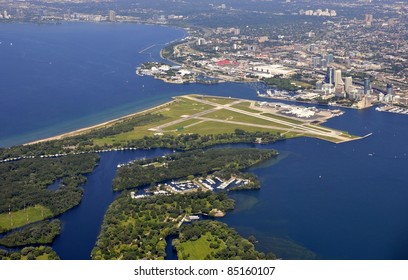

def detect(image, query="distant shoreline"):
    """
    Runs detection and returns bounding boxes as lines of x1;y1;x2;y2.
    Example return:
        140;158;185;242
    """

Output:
24;99;176;146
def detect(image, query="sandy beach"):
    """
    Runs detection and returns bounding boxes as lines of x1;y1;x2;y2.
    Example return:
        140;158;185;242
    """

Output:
24;99;176;146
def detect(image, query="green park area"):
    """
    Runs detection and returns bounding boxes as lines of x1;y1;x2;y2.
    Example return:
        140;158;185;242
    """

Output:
174;220;274;260
176;232;225;260
0;205;53;233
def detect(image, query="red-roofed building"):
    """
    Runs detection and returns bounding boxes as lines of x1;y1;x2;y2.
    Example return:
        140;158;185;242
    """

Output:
216;59;239;67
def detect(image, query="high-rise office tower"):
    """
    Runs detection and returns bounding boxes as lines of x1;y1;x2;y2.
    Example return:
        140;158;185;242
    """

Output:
326;53;334;64
364;77;370;95
325;67;334;85
334;69;343;87
344;76;353;93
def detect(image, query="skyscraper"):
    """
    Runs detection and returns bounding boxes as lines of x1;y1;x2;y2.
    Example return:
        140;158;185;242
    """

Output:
325;67;334;85
334;69;343;87
312;56;321;68
345;76;353;94
386;83;393;95
326;53;334;64
363;77;370;95
321;58;328;68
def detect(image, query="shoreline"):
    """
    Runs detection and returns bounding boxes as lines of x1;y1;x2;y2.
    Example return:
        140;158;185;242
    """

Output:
21;24;189;147
24;99;176;146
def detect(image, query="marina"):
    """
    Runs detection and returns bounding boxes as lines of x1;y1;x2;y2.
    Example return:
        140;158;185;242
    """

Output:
129;174;252;199
376;105;408;115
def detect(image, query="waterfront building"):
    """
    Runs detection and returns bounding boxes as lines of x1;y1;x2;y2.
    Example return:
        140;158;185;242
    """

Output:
109;10;116;22
345;76;353;94
1;10;10;19
334;69;343;87
322;82;334;95
386;83;393;95
364;77;370;95
384;94;394;103
335;85;345;97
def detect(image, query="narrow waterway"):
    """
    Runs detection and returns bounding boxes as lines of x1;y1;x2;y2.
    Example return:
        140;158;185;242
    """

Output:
165;235;178;260
52;149;170;260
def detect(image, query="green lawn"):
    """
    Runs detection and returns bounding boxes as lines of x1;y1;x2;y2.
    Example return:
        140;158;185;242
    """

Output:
0;205;53;233
93;97;215;146
161;97;214;118
178;232;226;260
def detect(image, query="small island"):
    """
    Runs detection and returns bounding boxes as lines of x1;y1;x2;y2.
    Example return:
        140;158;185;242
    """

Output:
113;148;276;191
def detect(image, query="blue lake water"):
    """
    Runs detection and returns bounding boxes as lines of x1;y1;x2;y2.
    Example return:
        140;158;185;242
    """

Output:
1;23;408;260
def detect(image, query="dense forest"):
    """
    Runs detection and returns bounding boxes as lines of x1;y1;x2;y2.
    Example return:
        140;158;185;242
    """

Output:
175;220;276;260
113;148;276;190
92;191;235;260
0;220;61;247
0;154;99;232
0;246;59;260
